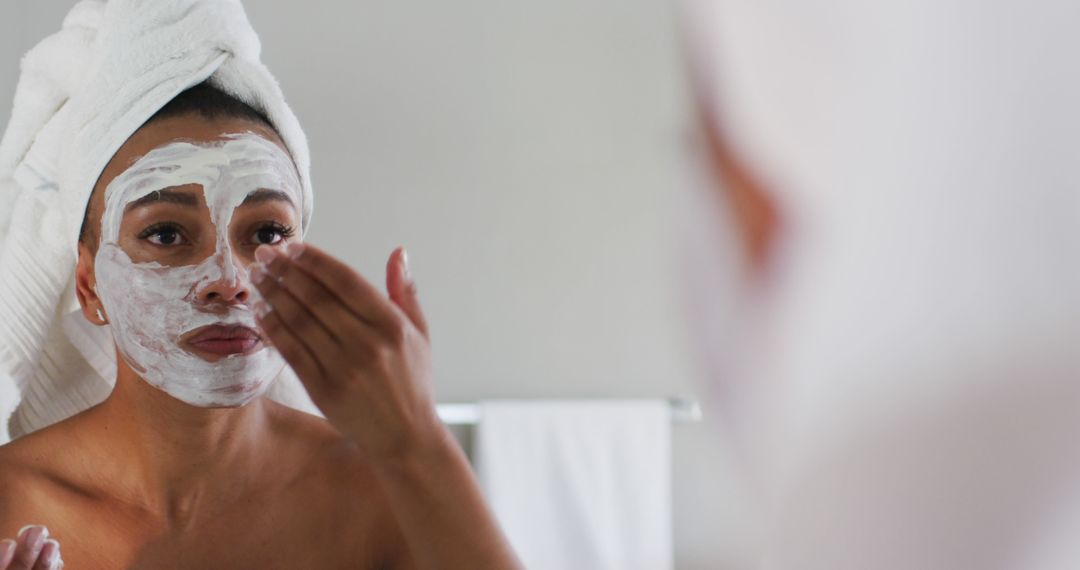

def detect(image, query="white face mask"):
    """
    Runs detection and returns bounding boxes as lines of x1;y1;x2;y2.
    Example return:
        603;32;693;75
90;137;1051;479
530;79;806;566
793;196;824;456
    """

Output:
93;133;303;407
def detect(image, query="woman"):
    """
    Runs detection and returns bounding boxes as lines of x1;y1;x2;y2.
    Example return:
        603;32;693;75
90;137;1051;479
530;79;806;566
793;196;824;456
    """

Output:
0;2;519;569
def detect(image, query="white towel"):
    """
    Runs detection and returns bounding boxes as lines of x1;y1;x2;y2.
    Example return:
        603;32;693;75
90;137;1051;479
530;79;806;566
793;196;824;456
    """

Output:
0;0;319;443
476;400;673;570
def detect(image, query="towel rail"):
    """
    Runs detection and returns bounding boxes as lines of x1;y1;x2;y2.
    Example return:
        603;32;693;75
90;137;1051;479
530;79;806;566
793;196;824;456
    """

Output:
436;397;703;425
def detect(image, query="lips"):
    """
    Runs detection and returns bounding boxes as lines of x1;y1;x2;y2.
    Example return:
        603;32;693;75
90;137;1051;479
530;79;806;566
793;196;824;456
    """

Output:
184;324;263;357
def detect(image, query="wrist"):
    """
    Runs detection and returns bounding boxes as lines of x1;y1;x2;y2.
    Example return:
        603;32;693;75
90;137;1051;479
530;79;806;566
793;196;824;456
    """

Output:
370;421;461;476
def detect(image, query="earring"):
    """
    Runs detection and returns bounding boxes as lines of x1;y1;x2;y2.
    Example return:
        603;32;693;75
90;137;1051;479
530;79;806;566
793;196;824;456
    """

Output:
95;308;106;323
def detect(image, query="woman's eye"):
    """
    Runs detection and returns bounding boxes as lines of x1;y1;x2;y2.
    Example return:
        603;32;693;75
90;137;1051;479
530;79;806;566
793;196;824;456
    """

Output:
255;227;282;245
151;229;180;245
252;223;295;246
139;224;189;246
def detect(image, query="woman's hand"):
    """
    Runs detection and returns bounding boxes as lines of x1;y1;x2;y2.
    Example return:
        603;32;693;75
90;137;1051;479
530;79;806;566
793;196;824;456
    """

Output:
0;525;62;570
251;243;443;460
251;243;523;569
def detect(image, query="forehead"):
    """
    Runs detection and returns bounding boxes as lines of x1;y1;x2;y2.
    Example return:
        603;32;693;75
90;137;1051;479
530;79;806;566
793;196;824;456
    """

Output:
108;134;299;198
91;116;293;209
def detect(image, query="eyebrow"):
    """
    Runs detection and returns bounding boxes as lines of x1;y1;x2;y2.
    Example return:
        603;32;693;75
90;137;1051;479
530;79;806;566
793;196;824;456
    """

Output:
124;188;199;212
122;188;295;213
240;189;295;208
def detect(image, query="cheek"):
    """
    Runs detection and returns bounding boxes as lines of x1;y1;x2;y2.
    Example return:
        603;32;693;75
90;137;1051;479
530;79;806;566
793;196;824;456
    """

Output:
97;245;209;321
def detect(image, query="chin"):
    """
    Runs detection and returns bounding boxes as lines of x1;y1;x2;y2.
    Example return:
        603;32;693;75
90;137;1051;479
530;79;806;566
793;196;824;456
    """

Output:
162;376;277;408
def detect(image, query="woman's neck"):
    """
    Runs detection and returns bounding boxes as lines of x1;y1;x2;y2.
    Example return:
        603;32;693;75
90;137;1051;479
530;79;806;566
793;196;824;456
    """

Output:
86;353;274;527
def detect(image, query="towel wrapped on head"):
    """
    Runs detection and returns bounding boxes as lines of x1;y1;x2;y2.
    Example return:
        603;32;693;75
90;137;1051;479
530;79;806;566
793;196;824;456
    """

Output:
0;0;318;444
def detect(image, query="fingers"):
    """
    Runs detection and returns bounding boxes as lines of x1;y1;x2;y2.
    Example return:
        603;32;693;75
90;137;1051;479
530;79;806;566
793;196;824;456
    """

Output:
0;539;14;569
253;250;383;351
9;526;48;570
263;243;399;330
30;540;60;570
252;260;342;355
255;304;328;389
386;247;429;338
0;528;63;570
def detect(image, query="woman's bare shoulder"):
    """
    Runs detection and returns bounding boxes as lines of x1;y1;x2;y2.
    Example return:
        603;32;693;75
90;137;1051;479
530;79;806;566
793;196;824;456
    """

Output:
0;418;90;534
262;401;374;477
262;402;404;505
263;400;348;453
261;401;408;564
0;419;77;480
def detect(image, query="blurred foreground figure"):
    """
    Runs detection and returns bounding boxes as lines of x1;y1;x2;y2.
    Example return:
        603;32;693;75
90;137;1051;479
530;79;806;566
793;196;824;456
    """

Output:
681;1;1080;568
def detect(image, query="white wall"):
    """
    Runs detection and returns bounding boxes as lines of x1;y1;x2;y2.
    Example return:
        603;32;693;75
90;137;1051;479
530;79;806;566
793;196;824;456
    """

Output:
0;2;749;567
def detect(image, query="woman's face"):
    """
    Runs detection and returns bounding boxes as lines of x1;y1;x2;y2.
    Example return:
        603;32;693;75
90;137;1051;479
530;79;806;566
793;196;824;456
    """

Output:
81;115;303;407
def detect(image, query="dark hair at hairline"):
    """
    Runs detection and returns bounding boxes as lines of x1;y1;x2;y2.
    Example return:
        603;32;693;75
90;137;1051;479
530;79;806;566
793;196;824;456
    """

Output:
77;81;277;246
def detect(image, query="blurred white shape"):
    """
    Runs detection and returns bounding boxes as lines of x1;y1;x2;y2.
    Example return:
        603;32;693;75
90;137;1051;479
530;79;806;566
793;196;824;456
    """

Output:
681;0;1080;568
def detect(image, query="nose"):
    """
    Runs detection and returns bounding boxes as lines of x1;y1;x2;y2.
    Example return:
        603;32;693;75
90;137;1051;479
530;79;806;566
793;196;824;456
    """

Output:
197;276;249;306
195;252;252;306
198;275;251;305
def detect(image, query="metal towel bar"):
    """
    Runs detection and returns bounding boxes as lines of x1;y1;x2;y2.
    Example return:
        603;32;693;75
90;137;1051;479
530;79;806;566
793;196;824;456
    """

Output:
436;397;702;425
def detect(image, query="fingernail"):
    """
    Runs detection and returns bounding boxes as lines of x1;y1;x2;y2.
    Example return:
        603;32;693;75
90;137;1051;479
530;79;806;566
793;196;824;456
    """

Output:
17;524;34;537
250;263;266;284
0;539;15;559
22;525;47;550
401;247;412;281
254;245;278;264
43;538;61;567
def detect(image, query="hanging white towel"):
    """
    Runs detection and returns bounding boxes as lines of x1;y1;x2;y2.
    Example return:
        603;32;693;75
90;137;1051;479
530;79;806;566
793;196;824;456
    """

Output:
476;399;673;570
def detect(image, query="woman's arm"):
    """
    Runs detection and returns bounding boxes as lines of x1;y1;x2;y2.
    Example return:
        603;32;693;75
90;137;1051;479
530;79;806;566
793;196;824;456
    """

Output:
372;426;522;569
250;243;521;569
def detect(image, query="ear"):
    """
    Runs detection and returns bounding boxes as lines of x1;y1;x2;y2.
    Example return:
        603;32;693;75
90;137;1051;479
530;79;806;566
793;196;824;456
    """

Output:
75;242;108;325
